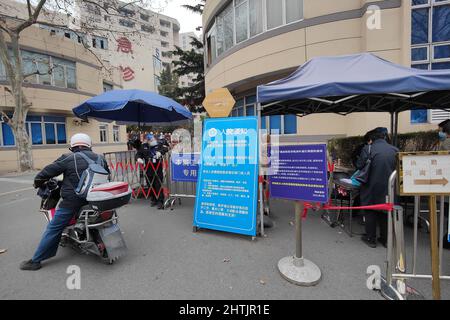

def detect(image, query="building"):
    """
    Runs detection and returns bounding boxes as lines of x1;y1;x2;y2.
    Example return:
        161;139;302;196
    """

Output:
71;0;181;93
179;32;203;88
0;2;128;172
203;0;450;142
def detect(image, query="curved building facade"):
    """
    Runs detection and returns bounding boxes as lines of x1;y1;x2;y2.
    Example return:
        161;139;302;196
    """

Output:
203;0;440;140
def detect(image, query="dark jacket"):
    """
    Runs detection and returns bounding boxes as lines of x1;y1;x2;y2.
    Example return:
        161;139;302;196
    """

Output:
34;148;110;209
356;139;398;205
135;142;169;163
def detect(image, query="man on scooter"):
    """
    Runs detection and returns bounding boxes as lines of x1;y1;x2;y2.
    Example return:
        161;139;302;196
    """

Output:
20;133;110;271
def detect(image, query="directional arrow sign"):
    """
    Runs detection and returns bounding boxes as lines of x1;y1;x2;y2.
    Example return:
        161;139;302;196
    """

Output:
414;178;449;186
399;152;450;195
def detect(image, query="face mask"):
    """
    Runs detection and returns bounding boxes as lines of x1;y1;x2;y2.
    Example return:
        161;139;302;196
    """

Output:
439;131;447;141
149;140;158;147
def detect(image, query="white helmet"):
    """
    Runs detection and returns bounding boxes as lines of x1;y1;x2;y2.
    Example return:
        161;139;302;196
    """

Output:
70;133;92;148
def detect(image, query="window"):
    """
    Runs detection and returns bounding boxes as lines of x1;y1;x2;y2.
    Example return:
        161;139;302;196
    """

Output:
154;75;161;91
230;95;297;134
103;81;113;92
162;51;173;58
1;122;15;146
160;30;169;37
235;0;249;43
411;0;450;71
250;0;264;37
113;125;120;142
141;24;154;33
23;115;66;145
119;7;135;17
160;20;171;28
12;50;77;89
411;0;450;123
99;124;108;143
119;19;135;28
153;56;162;74
411;110;429;124
140;13;150;21
284;114;297;134
206;0;303;64
266;0;283;30
92;36;108;50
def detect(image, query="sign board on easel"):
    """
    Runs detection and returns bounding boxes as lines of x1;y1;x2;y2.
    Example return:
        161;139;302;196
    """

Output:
398;151;450;196
398;151;450;300
193;117;259;237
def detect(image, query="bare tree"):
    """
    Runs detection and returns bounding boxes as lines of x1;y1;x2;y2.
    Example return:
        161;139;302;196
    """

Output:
0;0;159;171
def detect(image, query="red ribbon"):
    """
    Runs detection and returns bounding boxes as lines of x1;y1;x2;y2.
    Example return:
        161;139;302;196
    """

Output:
301;202;395;220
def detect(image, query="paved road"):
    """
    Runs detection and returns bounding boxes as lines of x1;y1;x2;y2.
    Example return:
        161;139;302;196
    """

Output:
0;173;449;300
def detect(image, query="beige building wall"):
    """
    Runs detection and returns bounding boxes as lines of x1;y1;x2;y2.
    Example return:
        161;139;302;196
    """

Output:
203;0;434;140
0;26;127;173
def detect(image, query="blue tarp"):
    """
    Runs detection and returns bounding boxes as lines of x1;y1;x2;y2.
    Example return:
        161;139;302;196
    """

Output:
73;89;192;125
257;53;450;104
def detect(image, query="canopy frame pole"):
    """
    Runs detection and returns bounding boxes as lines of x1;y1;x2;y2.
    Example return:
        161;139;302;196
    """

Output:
257;102;265;237
387;92;427;99
390;111;394;142
392;111;399;147
261;100;284;109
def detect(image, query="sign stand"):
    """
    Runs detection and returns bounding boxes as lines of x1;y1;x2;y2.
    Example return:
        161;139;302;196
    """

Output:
429;195;441;300
278;201;321;286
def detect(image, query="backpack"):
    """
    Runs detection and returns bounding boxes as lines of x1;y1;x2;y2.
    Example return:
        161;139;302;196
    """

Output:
74;152;109;199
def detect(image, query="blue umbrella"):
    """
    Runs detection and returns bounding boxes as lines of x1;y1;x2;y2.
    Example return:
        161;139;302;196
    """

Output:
73;89;192;125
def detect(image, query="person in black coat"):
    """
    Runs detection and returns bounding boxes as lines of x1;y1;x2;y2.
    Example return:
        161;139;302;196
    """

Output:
20;133;110;271
136;134;169;209
356;128;399;248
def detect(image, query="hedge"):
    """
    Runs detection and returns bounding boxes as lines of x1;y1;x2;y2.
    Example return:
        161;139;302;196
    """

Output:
328;131;439;168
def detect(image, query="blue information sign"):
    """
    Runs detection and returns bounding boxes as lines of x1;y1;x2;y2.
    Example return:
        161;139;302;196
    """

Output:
269;144;328;203
193;117;259;236
171;153;200;182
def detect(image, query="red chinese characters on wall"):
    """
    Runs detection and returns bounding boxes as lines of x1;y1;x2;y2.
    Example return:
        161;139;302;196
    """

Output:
120;66;135;81
117;37;133;54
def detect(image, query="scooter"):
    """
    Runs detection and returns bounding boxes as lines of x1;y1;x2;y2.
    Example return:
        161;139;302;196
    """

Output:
38;178;130;264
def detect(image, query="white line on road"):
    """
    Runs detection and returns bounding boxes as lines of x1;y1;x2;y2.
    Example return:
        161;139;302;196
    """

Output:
0;187;34;198
0;177;34;185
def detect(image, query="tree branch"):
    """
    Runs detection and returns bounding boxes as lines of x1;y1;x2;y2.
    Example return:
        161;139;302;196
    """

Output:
14;0;47;33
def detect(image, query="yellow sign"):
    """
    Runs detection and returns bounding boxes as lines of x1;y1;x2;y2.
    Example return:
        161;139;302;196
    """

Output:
202;88;236;118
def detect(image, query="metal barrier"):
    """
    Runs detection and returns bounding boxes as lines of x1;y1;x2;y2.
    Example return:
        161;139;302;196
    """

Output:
165;152;198;210
104;151;170;202
380;170;450;300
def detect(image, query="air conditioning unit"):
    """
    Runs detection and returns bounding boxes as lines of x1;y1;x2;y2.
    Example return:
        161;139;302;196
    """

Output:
430;110;450;124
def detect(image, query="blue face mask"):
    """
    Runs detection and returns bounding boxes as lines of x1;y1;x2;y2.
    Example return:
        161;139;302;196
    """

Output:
439;131;447;141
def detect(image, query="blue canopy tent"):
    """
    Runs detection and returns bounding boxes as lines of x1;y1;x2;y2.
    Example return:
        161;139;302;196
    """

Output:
256;53;450;141
73;89;192;126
